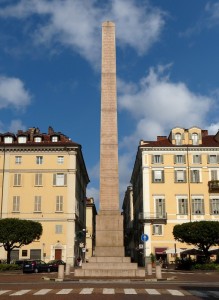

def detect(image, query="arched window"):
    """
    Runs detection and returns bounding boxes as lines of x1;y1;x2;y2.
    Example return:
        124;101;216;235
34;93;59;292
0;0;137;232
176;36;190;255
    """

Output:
175;133;182;145
192;133;198;145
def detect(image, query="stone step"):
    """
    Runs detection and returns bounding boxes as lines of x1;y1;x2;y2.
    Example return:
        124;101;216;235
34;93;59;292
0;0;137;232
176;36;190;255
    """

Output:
74;268;145;278
89;257;131;263
81;262;138;270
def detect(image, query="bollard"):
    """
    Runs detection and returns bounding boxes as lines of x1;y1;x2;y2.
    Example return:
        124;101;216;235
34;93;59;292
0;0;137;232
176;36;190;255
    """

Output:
58;264;65;280
147;262;152;275
65;263;70;276
155;264;162;279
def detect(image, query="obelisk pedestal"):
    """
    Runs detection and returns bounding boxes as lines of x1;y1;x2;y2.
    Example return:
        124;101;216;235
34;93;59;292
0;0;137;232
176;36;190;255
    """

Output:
74;21;144;277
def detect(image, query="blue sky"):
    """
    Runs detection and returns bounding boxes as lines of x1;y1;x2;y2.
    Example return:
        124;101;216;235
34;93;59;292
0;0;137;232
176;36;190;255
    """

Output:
0;0;219;210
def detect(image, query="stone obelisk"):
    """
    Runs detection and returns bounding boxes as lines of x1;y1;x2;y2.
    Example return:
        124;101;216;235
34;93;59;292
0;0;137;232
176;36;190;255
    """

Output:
75;21;144;277
95;21;123;257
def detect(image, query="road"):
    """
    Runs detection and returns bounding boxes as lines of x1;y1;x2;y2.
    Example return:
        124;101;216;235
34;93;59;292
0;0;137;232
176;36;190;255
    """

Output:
0;269;218;299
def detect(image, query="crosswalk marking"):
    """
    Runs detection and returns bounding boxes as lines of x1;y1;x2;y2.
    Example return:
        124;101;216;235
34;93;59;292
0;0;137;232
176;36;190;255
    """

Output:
56;289;73;295
0;291;10;295
10;290;31;296
103;288;115;294
33;289;52;295
145;288;161;295
0;288;217;296
79;288;93;294
124;288;137;294
167;289;184;296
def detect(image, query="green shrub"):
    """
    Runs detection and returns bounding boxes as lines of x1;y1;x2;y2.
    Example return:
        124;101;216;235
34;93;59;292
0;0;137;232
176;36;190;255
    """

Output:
0;264;21;272
191;263;219;270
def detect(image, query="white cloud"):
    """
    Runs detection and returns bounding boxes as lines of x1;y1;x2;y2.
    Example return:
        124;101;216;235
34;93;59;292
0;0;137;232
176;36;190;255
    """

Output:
8;119;26;132
86;186;99;210
205;2;219;24
0;0;165;66
118;65;213;146
0;76;31;109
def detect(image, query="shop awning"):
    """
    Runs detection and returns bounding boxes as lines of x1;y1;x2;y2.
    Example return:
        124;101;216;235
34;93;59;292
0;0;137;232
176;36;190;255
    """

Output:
155;247;167;254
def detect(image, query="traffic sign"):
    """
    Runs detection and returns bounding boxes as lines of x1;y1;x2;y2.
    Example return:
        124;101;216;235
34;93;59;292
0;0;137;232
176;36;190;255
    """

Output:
141;234;149;242
139;244;144;249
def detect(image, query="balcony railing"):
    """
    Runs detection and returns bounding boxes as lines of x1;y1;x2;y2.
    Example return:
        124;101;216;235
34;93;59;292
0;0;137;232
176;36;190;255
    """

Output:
138;212;167;224
208;180;219;193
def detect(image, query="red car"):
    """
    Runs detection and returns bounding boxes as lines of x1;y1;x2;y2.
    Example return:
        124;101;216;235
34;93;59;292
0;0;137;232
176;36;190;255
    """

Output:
48;260;66;272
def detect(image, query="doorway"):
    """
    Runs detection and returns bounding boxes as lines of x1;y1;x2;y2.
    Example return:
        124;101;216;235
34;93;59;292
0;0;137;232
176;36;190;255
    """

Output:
55;249;62;260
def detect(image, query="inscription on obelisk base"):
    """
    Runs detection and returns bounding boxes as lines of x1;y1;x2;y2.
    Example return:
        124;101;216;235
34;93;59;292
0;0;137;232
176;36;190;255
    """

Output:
74;21;144;277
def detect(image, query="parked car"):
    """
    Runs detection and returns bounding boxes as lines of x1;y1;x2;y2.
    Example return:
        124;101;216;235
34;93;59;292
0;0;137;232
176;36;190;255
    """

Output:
15;260;28;267
23;260;51;273
48;259;66;272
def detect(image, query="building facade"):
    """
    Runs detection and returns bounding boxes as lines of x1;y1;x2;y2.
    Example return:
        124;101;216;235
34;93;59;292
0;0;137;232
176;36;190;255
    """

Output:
125;126;219;265
85;197;97;262
0;127;89;266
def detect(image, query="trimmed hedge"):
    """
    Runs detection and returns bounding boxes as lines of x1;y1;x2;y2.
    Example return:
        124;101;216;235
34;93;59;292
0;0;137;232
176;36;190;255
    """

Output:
0;264;22;271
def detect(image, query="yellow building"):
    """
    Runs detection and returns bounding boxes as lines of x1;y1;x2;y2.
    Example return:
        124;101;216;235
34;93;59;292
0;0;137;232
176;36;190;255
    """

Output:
126;126;219;265
85;197;97;262
0;126;89;266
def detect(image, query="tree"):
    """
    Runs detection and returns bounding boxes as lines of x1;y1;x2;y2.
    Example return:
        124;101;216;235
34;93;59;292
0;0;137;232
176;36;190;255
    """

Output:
0;218;43;264
173;221;219;261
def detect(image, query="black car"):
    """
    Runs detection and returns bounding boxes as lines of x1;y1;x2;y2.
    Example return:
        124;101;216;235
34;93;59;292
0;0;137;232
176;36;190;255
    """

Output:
48;260;66;272
23;260;51;273
15;260;28;268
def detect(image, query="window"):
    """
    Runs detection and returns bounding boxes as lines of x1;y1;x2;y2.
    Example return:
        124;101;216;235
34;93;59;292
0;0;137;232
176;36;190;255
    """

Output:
190;170;200;183
14;174;21;186
192;133;199;145
210;198;219;215
192;198;204;214
193;155;201;164
13;196;20;212
152;224;162;235
22;250;28;257
34;137;42;143
53;173;67;186
155;198;166;218
208;155;219;164
56;196;63;212
175;170;186;183
35;173;42;186
57;156;64;164
34;196;41;212
36;156;43;165
15;156;22;164
174;155;185;164
152;155;163;164
52;136;58;142
152;170;164;183
55;225;62;234
178;198;188;215
211;170;218;180
18;136;27;143
175;133;182;145
4;136;13;143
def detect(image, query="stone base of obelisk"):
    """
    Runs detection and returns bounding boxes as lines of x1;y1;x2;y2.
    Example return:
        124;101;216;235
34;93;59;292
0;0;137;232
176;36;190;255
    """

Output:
74;212;145;278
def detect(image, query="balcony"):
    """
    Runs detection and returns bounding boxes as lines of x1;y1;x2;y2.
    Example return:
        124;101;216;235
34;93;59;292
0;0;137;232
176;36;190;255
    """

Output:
138;212;167;224
208;180;219;193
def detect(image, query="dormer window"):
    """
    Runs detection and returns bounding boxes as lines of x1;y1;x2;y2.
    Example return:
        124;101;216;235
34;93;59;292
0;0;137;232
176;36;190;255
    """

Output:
4;136;13;144
175;133;182;145
18;136;27;144
52;136;58;142
192;133;199;145
34;137;42;143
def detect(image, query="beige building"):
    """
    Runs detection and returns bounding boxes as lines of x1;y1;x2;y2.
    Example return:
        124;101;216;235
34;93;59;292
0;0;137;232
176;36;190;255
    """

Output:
125;126;219;265
0;126;89;266
84;197;97;262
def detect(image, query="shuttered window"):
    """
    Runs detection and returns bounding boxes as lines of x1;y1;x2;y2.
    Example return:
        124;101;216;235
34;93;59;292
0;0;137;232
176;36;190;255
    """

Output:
53;173;67;186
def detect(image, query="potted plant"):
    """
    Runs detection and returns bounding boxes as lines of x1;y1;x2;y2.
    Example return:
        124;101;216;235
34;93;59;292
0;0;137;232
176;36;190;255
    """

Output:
150;253;156;267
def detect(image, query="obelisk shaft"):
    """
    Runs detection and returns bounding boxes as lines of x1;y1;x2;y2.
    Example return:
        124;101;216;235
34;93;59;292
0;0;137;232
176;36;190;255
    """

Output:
100;21;119;212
